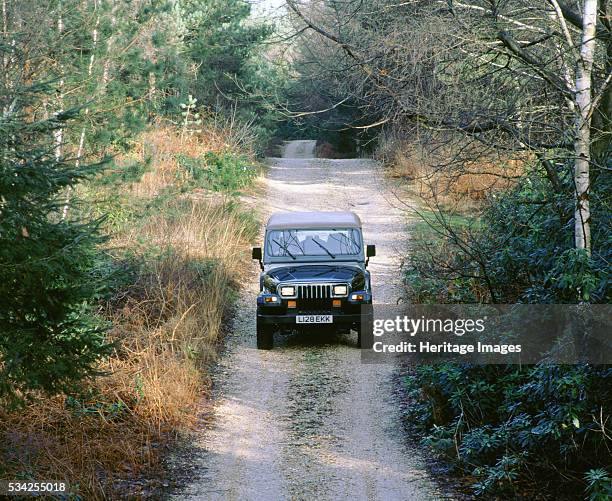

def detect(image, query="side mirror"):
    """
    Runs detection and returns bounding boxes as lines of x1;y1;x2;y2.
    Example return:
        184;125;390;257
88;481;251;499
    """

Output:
365;244;376;267
252;247;263;270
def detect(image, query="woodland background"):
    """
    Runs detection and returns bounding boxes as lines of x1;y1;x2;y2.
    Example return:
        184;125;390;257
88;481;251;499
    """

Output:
0;0;610;498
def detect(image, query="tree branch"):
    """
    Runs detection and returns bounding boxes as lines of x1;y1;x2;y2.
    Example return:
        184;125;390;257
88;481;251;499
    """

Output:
557;0;608;37
498;30;572;96
286;0;360;62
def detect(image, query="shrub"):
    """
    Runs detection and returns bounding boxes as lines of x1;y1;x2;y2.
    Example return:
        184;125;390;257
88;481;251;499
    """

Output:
405;364;612;497
406;163;610;305
176;151;257;193
0;98;111;406
402;162;611;496
585;468;612;501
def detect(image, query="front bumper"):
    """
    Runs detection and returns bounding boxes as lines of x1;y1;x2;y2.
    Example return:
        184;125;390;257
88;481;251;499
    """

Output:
256;290;372;327
257;312;368;326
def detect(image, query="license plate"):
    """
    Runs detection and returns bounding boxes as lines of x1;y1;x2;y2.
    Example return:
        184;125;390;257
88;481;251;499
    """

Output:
296;315;333;324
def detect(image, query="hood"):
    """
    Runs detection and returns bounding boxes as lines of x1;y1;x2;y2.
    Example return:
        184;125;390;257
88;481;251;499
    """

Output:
262;264;366;291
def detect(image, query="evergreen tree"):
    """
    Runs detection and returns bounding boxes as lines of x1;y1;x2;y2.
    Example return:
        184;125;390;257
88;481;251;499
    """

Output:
0;82;111;405
178;0;272;108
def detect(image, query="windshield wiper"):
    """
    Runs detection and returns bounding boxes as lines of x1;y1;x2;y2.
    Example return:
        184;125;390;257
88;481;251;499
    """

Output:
312;239;336;259
272;239;296;260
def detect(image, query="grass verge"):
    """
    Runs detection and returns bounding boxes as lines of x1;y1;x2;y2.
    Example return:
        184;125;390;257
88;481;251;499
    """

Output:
0;124;262;499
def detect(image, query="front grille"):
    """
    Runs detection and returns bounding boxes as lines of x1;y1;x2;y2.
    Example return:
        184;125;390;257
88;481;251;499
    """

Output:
297;284;332;299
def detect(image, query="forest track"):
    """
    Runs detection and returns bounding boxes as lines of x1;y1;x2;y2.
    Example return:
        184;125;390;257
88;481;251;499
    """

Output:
171;141;446;500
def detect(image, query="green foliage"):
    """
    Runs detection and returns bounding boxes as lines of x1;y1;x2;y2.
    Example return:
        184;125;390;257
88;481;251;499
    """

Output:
404;364;612;497
144;0;286;152
176;0;272;107
0;90;111;406
53;0;160;153
96;159;151;186
476;167;610;303
65;391;129;421
176;152;257;193
403;163;611;496
546;249;603;303
407;165;611;304
585;468;612;501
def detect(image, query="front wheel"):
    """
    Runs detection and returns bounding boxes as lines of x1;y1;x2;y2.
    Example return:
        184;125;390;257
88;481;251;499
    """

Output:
356;318;373;349
256;320;273;350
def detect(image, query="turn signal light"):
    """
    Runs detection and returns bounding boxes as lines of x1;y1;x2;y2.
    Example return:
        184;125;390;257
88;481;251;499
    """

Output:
333;299;341;307
288;300;297;308
264;296;279;303
351;293;364;301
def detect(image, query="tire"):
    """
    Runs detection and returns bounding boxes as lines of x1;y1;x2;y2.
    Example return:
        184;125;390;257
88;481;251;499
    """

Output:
256;320;273;350
357;318;373;349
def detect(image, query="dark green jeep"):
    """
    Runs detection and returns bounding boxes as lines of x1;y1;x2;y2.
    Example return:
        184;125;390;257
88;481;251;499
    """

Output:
252;211;375;349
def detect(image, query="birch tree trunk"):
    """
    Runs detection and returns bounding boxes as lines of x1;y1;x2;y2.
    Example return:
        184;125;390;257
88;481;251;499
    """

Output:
62;0;100;219
572;0;598;255
2;0;7;103
102;4;118;91
54;4;64;165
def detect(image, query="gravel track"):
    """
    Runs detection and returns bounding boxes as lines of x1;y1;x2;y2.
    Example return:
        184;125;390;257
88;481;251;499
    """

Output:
172;141;446;501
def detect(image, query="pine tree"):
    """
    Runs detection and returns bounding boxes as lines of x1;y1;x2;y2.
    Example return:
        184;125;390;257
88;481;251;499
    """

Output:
178;0;272;108
0;81;111;405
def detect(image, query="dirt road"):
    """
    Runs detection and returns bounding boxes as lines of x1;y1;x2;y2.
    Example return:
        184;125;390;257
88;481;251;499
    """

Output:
172;141;445;500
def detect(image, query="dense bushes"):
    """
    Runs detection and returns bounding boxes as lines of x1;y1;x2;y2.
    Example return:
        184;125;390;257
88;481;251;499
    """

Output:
403;163;611;497
176;151;257;193
406;164;611;305
404;364;612;498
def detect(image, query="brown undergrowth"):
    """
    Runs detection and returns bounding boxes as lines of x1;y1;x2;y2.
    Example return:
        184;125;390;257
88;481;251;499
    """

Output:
377;137;524;209
0;124;261;499
377;135;524;303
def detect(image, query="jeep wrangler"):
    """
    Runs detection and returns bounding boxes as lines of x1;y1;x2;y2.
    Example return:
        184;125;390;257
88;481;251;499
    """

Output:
252;211;375;349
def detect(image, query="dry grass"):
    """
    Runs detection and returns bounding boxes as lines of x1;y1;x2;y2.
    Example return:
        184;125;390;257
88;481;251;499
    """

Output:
379;137;524;209
131;119;259;199
0;124;260;499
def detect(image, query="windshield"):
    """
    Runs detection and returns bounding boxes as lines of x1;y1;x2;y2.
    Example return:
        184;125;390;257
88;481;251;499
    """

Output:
266;228;362;259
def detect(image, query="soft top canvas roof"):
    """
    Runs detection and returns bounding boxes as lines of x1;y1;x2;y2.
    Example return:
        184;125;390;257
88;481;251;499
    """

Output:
266;211;362;230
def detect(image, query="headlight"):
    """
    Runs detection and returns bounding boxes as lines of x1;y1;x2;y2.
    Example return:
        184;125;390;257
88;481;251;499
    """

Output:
279;285;296;297
333;284;348;296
